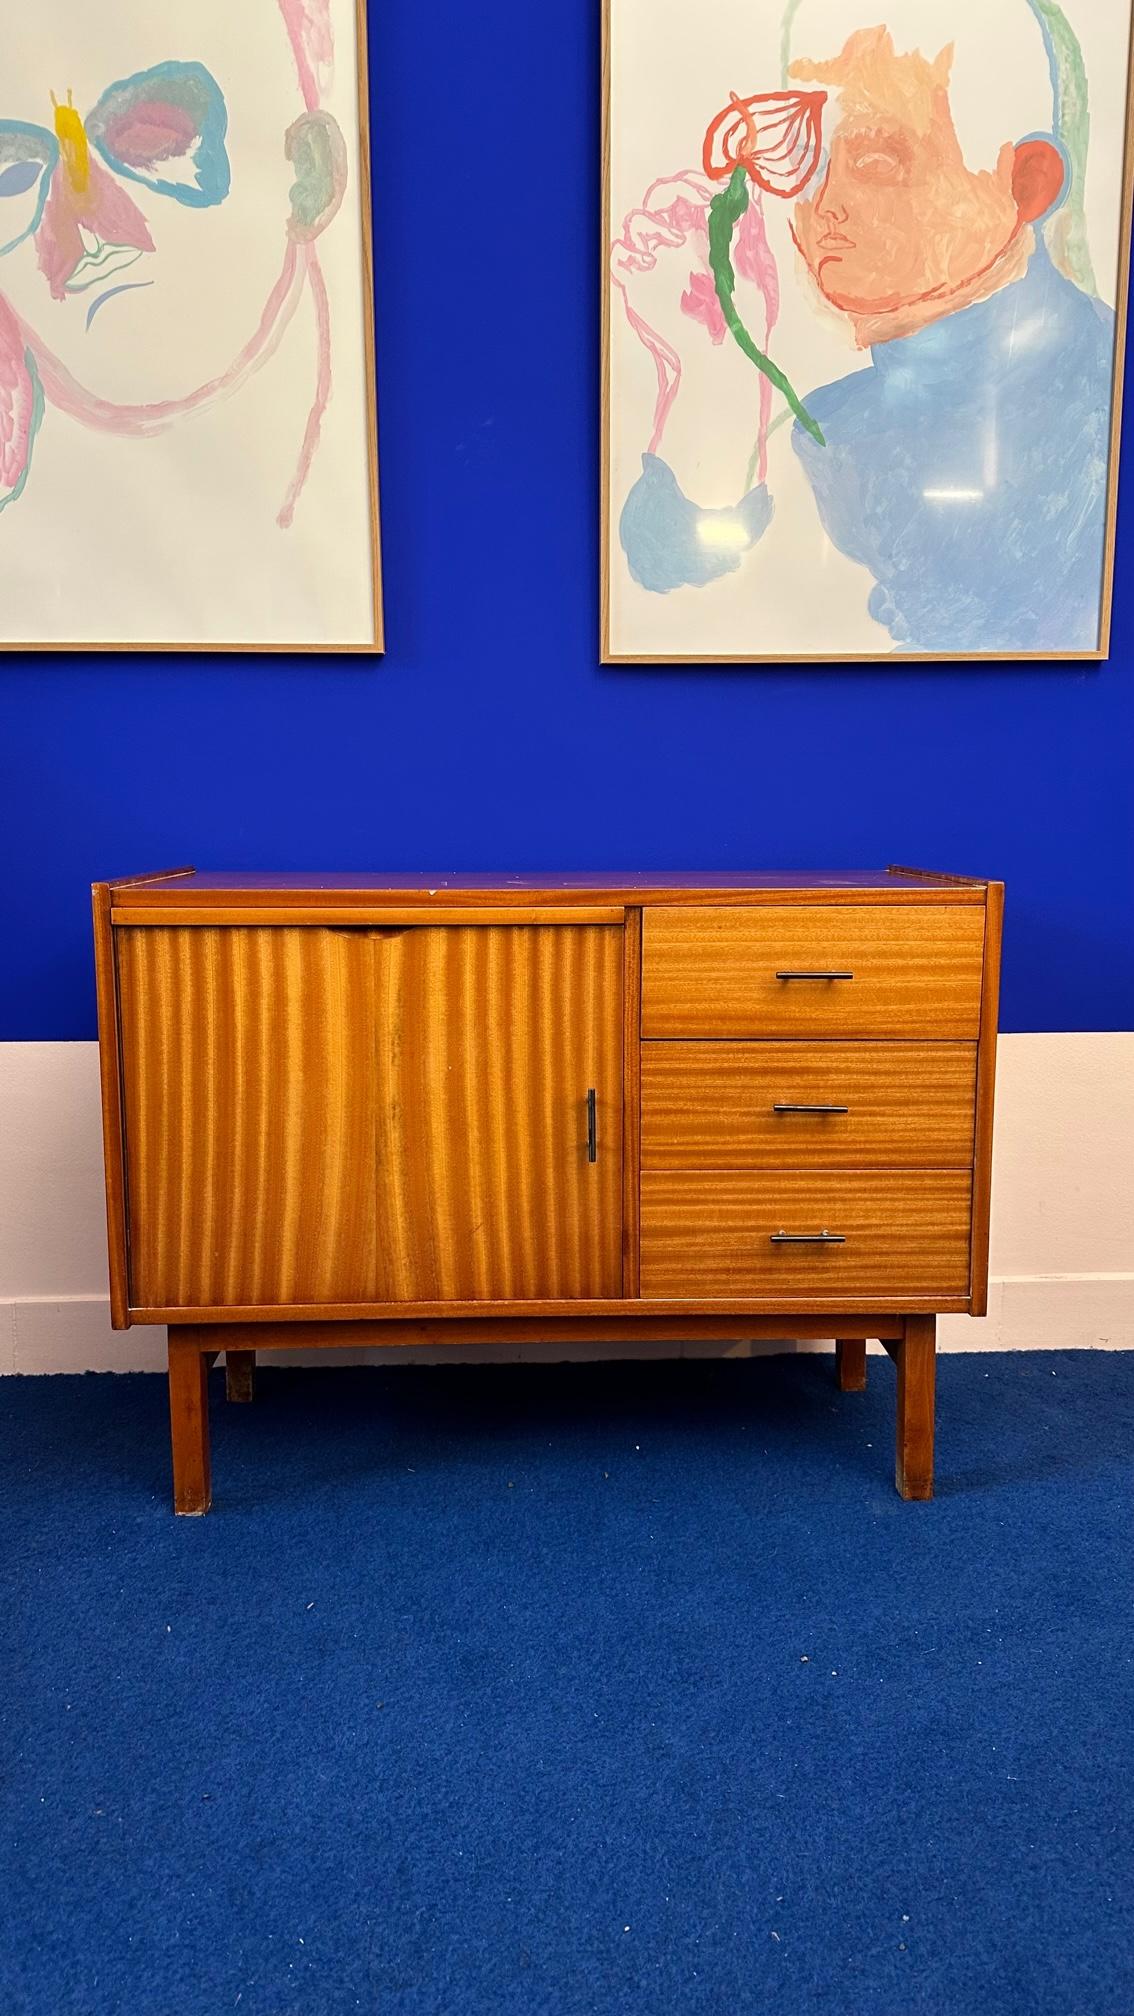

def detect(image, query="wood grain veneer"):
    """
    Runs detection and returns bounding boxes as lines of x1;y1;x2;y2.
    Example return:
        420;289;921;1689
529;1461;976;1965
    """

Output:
91;882;130;1330
969;883;1004;1315
117;923;623;1308
641;1042;977;1170
110;906;627;928
642;905;986;1039
639;1171;972;1300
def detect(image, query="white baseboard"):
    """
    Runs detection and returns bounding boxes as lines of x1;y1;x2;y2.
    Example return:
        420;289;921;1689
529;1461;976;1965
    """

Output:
3;1275;1130;1374
2;1033;1132;1373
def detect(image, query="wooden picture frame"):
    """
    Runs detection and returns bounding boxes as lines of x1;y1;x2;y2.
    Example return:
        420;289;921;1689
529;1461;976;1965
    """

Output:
0;0;382;654
602;0;1134;664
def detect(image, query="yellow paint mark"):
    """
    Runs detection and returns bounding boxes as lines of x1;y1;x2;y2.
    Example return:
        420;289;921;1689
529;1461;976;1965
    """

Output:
51;89;90;195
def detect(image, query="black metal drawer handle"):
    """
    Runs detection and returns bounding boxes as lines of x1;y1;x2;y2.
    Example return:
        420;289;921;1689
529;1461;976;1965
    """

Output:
775;970;854;981
769;1230;846;1245
586;1088;597;1163
772;1103;849;1115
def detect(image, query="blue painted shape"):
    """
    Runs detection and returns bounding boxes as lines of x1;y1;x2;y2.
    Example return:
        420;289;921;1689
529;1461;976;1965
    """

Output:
0;121;58;255
619;453;774;592
85;279;154;331
86;60;230;209
793;249;1114;653
0;160;46;198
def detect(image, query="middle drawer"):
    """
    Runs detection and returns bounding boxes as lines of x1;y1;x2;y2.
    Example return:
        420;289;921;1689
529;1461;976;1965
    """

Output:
641;1042;977;1169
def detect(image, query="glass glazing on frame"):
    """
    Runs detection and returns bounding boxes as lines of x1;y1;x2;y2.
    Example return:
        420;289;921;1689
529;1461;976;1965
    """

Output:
604;0;1134;660
0;0;381;651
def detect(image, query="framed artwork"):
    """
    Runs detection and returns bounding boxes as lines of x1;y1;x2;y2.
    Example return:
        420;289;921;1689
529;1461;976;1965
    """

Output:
0;0;382;653
603;0;1134;662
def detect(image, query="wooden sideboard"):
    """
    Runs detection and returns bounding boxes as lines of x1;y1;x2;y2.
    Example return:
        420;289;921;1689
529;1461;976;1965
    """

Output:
93;867;1002;1512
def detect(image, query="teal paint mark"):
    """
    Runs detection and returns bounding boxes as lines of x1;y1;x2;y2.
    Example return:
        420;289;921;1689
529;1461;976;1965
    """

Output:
85;278;154;331
287;115;341;234
0;350;45;516
1025;0;1096;293
88;60;231;209
780;0;805;85
64;244;145;295
708;167;825;446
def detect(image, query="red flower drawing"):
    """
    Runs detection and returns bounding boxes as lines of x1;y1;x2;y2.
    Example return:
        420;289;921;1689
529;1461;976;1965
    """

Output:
702;90;825;199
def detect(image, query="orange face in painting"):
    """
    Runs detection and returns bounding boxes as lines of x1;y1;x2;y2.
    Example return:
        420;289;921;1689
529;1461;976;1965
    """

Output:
790;26;1063;340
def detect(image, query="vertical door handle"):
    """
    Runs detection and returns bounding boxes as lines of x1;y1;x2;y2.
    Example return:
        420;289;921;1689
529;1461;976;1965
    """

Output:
586;1088;597;1163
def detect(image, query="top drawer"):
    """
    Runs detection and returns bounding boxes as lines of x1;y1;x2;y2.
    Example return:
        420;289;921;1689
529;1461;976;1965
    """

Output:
642;905;986;1039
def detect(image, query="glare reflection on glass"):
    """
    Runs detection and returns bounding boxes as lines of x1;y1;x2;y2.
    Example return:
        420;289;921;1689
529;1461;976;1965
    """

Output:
1005;317;1047;357
696;517;751;549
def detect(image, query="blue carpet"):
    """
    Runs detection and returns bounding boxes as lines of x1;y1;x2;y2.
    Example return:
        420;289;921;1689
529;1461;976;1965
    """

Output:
3;1351;1132;2015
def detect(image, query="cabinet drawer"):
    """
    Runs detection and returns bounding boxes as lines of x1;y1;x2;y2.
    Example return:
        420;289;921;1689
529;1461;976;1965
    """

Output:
640;1171;972;1298
641;1042;977;1170
641;906;985;1039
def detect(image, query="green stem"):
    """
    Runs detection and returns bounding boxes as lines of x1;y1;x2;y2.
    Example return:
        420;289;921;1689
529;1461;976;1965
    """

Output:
708;166;825;448
744;406;792;492
1026;0;1096;293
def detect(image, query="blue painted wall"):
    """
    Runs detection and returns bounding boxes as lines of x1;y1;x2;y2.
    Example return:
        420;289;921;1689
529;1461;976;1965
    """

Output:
0;0;1131;1040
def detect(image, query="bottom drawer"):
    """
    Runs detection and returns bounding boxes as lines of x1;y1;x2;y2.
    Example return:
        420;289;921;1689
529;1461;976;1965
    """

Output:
640;1171;972;1299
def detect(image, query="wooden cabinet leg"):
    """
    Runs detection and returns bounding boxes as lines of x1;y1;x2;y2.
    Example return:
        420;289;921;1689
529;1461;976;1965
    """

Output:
896;1315;936;1501
168;1332;212;1515
835;1338;867;1391
225;1350;255;1403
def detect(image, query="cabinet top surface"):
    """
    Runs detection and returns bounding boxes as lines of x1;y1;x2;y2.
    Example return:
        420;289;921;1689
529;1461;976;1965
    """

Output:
104;867;992;907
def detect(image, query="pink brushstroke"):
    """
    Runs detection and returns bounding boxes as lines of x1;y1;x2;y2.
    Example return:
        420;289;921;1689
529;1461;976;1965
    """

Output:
278;243;331;527
36;160;154;300
680;269;726;345
610;171;714;457
273;3;343;523
621;297;680;458
278;0;335;112
0;293;36;492
104;102;199;166
18;241;303;436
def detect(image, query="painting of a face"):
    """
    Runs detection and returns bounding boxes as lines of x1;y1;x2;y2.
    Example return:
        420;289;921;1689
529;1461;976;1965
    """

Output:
0;0;302;398
790;27;1020;318
605;0;1130;661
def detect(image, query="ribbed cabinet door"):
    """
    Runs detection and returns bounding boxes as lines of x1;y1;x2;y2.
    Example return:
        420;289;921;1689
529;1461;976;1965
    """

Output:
117;923;624;1309
369;924;624;1300
118;927;384;1309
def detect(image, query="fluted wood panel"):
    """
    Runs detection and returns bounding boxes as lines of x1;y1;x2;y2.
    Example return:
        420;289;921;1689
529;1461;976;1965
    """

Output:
117;925;623;1309
367;923;623;1300
642;905;985;1038
641;1042;977;1169
640;1171;973;1298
